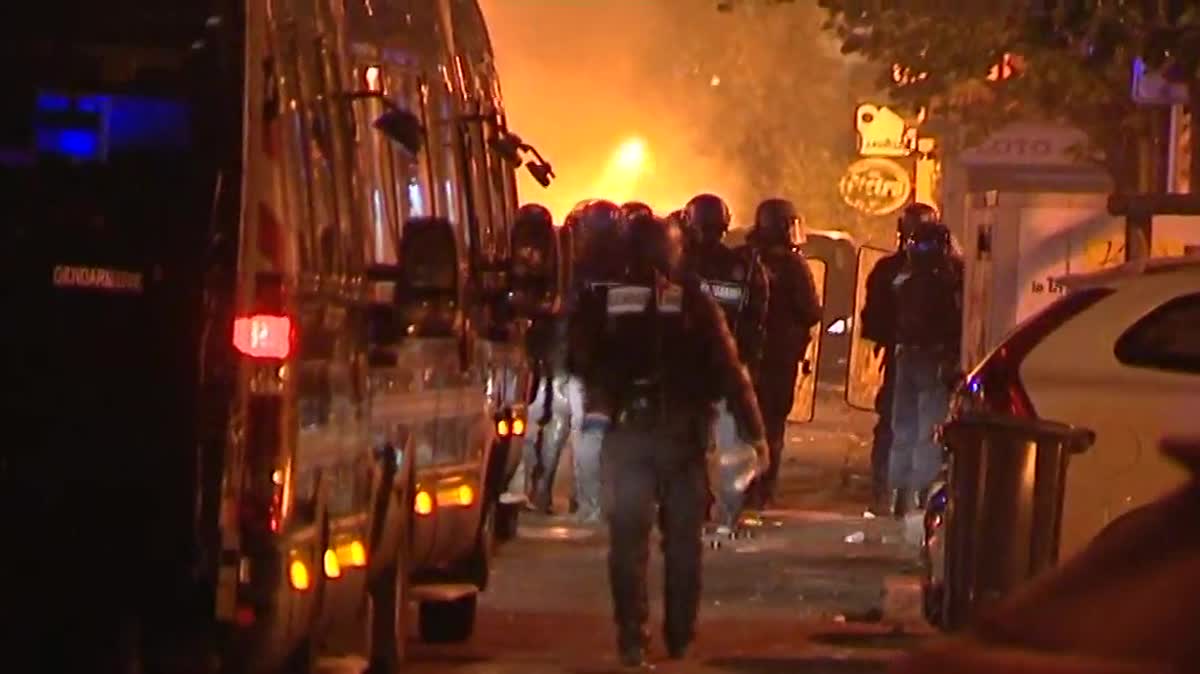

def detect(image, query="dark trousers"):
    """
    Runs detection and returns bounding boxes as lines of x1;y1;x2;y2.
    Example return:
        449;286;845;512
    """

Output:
749;356;800;507
871;350;897;501
601;419;707;652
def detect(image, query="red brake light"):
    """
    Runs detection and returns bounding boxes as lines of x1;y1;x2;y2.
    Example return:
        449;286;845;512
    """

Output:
960;287;1114;418
233;314;293;359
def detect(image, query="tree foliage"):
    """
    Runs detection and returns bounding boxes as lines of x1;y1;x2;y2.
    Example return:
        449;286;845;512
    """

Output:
644;1;885;242
812;1;1200;190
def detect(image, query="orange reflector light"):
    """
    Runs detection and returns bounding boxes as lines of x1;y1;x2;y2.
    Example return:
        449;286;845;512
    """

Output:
415;490;434;516
457;484;475;507
233;314;292;359
323;549;342;579
348;540;367;567
496;419;510;437
288;559;310;591
512;417;526;436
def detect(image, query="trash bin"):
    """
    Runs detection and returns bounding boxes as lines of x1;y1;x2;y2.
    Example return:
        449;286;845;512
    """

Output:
936;411;1095;631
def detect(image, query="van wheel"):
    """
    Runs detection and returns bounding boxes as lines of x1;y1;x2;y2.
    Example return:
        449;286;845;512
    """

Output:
494;500;520;543
417;595;477;644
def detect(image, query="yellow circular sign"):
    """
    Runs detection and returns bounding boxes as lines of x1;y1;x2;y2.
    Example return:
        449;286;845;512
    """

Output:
838;158;912;216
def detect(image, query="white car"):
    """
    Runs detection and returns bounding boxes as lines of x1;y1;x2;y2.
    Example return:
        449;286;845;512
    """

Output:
924;254;1200;625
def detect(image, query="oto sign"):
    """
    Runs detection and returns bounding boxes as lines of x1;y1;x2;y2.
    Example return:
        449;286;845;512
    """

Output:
839;158;912;216
959;123;1089;168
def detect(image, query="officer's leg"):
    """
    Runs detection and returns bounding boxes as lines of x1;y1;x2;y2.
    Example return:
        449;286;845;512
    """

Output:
532;412;569;512
912;353;952;501
658;457;708;657
602;429;656;660
869;357;897;513
887;350;919;514
754;358;799;507
574;413;607;523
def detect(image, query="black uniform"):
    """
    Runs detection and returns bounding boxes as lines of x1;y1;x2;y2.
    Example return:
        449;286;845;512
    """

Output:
747;244;821;506
860;250;906;509
692;242;770;375
859;202;940;514
568;215;765;665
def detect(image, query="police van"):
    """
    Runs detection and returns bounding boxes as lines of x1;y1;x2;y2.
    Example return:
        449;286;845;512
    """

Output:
6;0;559;670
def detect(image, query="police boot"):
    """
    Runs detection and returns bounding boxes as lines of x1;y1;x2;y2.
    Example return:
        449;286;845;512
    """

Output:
617;627;651;668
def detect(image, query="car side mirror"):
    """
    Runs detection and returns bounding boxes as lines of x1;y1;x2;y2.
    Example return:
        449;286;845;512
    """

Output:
509;218;562;316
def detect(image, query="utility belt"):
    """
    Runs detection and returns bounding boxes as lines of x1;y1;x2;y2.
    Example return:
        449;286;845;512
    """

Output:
614;379;666;429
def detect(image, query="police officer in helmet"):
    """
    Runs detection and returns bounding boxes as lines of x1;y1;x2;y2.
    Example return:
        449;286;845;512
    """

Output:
568;212;767;667
888;209;962;516
562;199;627;522
683;194;769;372
742;198;822;510
860;202;936;515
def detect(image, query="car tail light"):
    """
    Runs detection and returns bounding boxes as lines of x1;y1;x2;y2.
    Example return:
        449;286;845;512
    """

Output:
233;314;293;359
959;287;1114;418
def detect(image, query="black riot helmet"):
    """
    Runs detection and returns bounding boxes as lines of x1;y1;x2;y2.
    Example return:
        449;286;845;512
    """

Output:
620;201;654;221
624;213;682;282
514;203;553;230
750;198;804;248
574;199;626;281
684;193;731;246
905;219;951;265
897;202;939;250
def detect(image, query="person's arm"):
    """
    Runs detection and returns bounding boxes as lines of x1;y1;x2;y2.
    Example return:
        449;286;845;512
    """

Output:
791;255;822;330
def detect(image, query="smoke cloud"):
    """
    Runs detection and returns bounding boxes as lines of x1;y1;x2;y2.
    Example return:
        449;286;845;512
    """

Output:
480;0;742;222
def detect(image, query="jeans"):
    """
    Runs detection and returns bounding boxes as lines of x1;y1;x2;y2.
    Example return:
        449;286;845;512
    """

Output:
518;375;573;511
871;349;897;500
887;347;950;493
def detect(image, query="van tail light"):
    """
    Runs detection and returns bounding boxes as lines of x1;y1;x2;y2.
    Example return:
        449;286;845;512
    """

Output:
233;314;293;359
959;287;1114;419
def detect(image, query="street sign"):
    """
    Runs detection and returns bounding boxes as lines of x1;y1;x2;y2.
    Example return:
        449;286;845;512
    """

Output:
1131;58;1188;105
855;104;917;157
838;158;912;216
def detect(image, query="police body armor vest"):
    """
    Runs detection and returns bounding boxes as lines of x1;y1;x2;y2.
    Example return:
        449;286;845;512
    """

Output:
695;246;754;333
600;281;684;425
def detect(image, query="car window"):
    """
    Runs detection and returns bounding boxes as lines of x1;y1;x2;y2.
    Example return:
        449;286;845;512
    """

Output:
1115;292;1200;374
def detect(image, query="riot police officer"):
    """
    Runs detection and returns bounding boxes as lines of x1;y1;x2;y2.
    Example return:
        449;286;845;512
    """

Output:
564;199;627;522
683;194;770;372
568;213;767;667
888;215;963;516
860;202;934;516
741;198;822;510
509;204;570;512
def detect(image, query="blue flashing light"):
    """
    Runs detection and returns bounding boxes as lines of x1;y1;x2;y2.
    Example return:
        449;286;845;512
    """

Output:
35;128;102;161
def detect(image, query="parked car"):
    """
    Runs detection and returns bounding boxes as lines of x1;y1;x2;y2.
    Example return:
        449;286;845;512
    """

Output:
923;255;1200;626
900;436;1200;674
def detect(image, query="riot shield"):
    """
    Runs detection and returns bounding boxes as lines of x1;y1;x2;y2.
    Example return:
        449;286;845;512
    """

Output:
787;258;826;423
845;245;892;411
